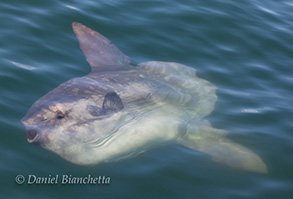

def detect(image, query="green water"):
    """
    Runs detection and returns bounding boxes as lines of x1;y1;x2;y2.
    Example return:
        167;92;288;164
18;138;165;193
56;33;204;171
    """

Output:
0;0;292;198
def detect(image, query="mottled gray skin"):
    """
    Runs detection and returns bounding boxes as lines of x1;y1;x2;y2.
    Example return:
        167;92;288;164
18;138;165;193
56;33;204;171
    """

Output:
21;23;267;173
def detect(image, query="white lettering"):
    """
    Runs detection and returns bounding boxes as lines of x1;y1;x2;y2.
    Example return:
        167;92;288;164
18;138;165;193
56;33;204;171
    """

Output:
27;175;36;184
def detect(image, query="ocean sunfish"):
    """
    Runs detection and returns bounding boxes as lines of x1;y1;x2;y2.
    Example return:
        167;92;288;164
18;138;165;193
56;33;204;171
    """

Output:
21;22;267;173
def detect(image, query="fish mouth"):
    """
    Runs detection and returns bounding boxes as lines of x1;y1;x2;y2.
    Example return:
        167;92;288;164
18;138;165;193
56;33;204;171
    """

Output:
25;128;39;143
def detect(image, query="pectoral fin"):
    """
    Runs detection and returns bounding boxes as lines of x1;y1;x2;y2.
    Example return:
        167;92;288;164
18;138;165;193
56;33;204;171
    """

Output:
102;92;124;113
179;120;267;173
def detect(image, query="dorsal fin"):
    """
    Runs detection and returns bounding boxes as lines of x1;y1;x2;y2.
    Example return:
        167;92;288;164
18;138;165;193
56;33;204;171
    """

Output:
72;22;130;72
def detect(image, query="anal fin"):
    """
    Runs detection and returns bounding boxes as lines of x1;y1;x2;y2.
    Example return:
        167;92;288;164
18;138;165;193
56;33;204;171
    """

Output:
179;120;267;173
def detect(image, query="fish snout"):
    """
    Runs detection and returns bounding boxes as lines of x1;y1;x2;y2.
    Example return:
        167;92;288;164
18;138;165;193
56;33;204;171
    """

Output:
25;128;39;143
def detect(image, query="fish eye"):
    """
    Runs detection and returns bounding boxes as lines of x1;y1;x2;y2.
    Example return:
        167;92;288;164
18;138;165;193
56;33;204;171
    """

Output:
56;111;65;119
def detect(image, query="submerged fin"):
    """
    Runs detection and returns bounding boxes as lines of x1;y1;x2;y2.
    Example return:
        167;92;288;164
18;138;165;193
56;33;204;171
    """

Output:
179;120;267;173
72;22;130;72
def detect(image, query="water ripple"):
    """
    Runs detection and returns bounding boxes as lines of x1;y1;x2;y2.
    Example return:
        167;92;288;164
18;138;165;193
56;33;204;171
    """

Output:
0;0;292;198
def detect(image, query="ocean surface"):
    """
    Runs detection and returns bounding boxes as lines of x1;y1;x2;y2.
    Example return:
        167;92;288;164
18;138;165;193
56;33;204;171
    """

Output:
0;0;292;198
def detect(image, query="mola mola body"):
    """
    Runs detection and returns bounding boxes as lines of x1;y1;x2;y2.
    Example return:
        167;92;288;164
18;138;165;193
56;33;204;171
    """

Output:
21;22;267;173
